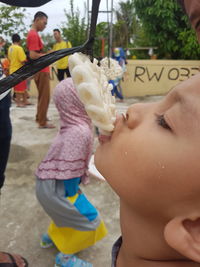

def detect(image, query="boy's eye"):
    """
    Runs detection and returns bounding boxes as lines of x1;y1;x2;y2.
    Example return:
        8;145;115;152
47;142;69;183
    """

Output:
156;114;171;131
122;113;128;121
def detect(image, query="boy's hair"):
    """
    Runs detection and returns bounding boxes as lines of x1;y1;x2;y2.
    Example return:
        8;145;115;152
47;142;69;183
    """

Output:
12;34;20;43
53;29;60;33
34;11;48;21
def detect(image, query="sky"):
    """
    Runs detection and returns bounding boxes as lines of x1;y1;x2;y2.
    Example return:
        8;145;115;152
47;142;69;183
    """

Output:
23;0;121;34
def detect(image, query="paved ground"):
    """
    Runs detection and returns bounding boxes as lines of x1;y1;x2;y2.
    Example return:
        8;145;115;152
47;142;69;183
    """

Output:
0;93;163;267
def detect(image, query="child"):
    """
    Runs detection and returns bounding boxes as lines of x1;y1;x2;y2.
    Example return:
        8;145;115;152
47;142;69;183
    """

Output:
94;72;200;267
8;34;29;107
35;78;107;267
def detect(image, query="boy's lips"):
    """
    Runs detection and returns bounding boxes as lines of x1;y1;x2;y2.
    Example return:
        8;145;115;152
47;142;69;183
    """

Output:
98;134;111;144
98;113;125;144
114;113;124;126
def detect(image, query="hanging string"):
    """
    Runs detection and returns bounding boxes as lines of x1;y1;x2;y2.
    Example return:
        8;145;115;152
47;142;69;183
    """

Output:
0;0;101;95
106;0;111;68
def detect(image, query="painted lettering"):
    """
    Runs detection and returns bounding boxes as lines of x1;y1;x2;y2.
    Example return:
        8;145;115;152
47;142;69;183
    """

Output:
133;65;199;84
168;68;179;80
179;67;190;81
146;67;164;81
191;67;199;76
134;66;145;83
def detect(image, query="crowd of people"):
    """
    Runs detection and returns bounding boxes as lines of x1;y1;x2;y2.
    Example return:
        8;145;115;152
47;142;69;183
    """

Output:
1;0;200;267
1;11;73;129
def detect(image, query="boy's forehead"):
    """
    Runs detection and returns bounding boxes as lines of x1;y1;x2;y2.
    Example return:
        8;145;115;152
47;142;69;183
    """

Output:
173;72;200;95
166;73;200;116
180;0;200;23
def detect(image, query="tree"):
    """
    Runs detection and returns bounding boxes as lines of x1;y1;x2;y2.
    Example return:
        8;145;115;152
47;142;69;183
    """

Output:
113;0;140;48
61;0;87;48
41;33;54;52
0;4;27;39
60;0;108;59
134;0;200;59
93;22;109;58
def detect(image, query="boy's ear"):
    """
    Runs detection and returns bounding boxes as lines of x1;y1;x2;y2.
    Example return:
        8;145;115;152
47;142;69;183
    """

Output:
164;215;200;263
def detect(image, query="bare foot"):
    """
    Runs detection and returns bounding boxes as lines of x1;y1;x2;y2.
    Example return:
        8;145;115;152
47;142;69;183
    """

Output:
25;101;33;105
16;104;26;108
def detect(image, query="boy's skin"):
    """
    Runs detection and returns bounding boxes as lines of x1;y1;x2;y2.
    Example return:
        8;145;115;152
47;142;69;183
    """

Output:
178;0;200;42
95;72;200;266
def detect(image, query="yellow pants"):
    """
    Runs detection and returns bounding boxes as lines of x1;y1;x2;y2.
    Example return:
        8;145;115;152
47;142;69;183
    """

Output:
48;193;108;254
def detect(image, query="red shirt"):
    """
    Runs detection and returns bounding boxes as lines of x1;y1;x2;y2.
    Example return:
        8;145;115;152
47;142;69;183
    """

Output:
26;29;49;73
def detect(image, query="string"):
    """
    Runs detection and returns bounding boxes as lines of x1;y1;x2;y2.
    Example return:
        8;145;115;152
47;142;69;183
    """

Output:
106;0;111;68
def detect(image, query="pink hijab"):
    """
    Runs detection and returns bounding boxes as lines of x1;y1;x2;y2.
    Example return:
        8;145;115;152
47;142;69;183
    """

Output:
36;78;93;184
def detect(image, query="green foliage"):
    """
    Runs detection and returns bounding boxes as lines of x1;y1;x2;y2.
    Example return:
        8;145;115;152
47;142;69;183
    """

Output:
134;0;200;59
61;0;87;48
178;29;200;59
60;0;109;58
41;33;54;52
93;22;109;58
114;0;140;47
0;5;27;39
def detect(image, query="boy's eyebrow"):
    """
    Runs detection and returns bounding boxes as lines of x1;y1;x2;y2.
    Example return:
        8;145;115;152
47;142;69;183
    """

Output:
170;90;199;121
170;90;182;103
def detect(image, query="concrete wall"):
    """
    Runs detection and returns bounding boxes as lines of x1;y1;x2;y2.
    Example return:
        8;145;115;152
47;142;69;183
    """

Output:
121;60;200;97
29;60;200;98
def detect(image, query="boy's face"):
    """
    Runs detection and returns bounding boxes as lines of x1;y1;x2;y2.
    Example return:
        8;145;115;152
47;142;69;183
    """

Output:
36;16;47;32
53;30;61;42
180;0;200;43
95;73;200;218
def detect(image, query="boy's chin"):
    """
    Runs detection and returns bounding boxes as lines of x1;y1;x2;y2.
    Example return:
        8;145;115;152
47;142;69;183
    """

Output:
94;147;101;169
94;146;106;173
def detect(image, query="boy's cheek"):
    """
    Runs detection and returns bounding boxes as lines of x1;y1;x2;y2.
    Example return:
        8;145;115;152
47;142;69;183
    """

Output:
196;30;200;43
94;146;108;173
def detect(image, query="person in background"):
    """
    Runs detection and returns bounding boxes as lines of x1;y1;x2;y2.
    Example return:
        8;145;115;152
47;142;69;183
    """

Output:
53;29;72;81
0;36;28;267
36;78;107;267
27;11;55;128
0;36;12;193
110;47;127;102
1;54;9;77
112;47;127;72
8;34;30;107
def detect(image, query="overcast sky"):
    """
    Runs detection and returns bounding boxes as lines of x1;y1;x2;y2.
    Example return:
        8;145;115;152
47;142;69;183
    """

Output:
24;0;121;34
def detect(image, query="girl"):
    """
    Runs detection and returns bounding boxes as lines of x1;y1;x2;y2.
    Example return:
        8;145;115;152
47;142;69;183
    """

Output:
35;78;107;267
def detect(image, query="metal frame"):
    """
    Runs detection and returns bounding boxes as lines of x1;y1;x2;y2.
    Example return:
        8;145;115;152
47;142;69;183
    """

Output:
87;0;113;57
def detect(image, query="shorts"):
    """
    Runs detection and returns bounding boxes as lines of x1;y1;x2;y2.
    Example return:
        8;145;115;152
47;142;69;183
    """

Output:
14;80;26;93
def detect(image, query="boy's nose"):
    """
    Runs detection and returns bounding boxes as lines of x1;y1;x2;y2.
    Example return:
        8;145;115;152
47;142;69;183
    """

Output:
126;102;150;129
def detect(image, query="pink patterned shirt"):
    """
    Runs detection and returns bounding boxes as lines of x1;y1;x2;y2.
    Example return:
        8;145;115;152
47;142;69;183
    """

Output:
35;78;93;184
